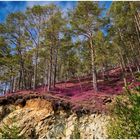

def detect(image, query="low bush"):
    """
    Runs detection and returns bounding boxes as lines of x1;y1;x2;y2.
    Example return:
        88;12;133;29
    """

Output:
135;72;140;81
0;117;24;139
70;118;81;139
107;88;140;139
134;85;140;92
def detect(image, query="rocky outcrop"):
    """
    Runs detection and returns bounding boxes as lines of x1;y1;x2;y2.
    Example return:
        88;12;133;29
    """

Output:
0;97;109;139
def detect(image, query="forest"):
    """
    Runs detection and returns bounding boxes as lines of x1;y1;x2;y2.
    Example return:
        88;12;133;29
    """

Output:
0;1;140;95
0;1;140;139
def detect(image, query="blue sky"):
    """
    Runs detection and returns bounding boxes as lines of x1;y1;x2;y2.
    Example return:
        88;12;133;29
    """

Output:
0;1;112;23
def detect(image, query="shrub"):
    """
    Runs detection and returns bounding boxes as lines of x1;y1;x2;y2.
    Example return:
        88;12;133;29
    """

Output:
70;118;81;139
0;117;24;139
107;88;140;139
135;72;140;81
134;85;140;92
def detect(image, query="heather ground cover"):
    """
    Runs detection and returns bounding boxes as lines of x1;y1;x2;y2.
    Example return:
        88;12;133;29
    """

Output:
2;67;139;112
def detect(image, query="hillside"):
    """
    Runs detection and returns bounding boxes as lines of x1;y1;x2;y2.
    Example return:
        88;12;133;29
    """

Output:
1;67;139;112
0;67;140;139
0;1;140;139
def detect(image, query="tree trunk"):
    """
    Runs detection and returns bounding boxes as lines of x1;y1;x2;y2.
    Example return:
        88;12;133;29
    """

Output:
33;60;37;90
13;77;16;92
33;49;38;90
77;75;83;93
29;73;32;89
11;75;14;93
18;70;22;90
135;20;140;45
117;47;127;87
44;58;48;92
47;47;53;92
126;56;136;80
90;39;98;92
135;14;140;32
4;82;7;95
53;42;58;88
53;59;57;88
130;42;140;72
102;67;105;80
120;61;127;87
47;64;51;92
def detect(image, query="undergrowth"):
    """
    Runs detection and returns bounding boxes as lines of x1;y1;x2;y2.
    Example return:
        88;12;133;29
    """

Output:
107;87;140;139
0;117;24;139
70;118;81;139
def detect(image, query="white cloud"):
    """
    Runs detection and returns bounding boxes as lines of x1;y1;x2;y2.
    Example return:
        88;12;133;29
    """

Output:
26;1;53;8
